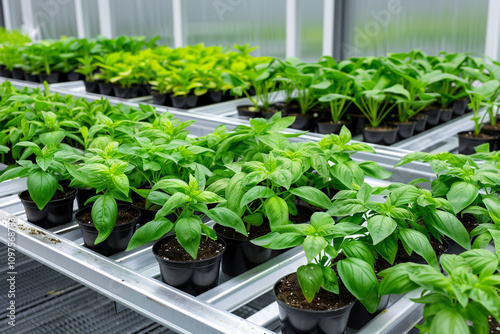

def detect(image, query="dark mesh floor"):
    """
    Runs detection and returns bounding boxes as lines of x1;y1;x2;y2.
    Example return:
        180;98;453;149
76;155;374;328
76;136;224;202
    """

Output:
0;244;274;334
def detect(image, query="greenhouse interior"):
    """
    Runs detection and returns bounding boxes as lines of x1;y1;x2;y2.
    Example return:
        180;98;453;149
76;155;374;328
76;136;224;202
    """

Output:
2;0;500;333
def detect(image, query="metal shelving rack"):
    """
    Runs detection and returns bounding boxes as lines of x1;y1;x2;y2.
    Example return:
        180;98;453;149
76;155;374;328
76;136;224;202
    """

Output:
0;78;467;333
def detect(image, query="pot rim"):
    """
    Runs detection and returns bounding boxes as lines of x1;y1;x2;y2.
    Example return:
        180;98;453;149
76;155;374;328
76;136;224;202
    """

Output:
457;131;500;140
273;272;356;314
19;187;78;204
153;234;226;264
75;204;141;228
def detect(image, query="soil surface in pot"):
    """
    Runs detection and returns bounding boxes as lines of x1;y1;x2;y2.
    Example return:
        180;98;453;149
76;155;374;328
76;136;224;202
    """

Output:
460;131;497;140
290;206;313;224
20;187;76;201
365;125;398;132
489;316;500;334
215;223;270;241
155;236;224;261
77;206;139;226
396;239;448;258
132;197;160;210
483;123;500;131
459;213;479;234
276;272;355;311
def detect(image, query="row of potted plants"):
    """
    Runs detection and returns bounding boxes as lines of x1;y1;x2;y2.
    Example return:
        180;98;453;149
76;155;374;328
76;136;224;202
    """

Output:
0;82;499;332
227;51;500;147
0;35;158;84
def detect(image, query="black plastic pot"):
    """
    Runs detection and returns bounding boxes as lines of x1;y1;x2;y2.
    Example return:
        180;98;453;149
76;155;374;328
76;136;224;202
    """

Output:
411;113;428;133
423;108;441;127
24;72;40;83
113;85;132;99
274;275;355;334
262;110;278;119
347;294;390;330
171;95;199;109
0;66;12;78
457;131;499;155
39;72;60;84
440;108;453;123
481;125;500;151
350;114;367;136
237;105;262;118
152;91;170;105
66;71;83;81
288;114;314;131
76;205;140;256
215;224;272;277
317;121;351;135
11;68;24;80
453;98;469;116
153;235;225;295
389;121;416;139
98;82;115;96
363;126;399;145
19;188;77;229
76;188;97;210
208;91;223;104
84;81;100;94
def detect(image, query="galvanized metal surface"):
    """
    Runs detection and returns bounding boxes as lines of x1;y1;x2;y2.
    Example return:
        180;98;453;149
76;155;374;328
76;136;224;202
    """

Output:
0;78;472;334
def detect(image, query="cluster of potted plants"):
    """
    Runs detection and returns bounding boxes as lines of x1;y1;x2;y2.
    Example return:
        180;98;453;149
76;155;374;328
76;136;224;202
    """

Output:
1;80;500;332
78;43;270;107
225;51;500;147
0;34;158;85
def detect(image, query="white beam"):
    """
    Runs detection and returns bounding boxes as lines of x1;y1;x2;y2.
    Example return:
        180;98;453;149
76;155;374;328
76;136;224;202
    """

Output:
20;0;36;40
172;0;183;48
2;0;12;30
98;0;112;38
485;0;500;60
74;0;85;38
286;0;297;58
322;0;335;57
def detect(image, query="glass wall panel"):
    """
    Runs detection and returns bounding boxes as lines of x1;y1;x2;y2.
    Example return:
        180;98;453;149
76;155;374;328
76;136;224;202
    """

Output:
81;0;100;38
341;0;488;59
5;0;25;30
183;0;286;58
30;0;78;40
109;0;174;46
297;0;324;62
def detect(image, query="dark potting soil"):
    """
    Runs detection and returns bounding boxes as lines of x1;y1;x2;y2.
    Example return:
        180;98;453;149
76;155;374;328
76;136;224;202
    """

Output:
20;187;76;202
132;197;160;210
290;206;313;224
276;272;355;311
215;223;271;241
489;316;500;334
460;131;496;139
365;125;398;131
483;124;500;131
459;213;479;234
396;239;447;259
77;206;139;226
1;153;16;166
155;236;224;261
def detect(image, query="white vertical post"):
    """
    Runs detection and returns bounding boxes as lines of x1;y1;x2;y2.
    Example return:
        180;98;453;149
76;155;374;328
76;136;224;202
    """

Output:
172;0;183;48
322;0;335;57
98;0;112;38
286;0;297;58
485;0;500;61
20;0;36;40
2;0;12;30
74;0;85;38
